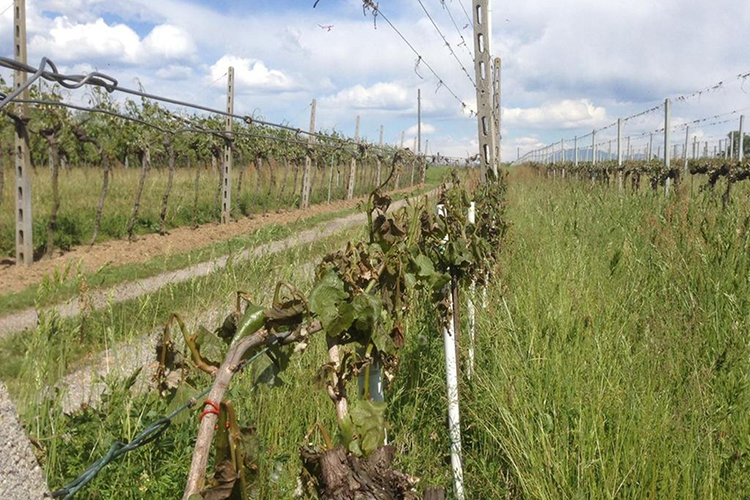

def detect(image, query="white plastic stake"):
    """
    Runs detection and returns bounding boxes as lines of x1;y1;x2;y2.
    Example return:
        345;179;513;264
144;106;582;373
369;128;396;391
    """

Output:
437;203;465;500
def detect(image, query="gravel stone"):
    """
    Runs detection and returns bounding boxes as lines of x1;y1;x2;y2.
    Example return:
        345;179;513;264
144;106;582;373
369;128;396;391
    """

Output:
0;382;50;499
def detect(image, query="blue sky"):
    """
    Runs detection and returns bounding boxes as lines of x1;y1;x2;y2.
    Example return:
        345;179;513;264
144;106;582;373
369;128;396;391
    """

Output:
3;0;750;159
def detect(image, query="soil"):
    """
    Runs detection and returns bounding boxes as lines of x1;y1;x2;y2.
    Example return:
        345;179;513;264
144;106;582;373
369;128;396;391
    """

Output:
0;188;435;338
0;187;420;294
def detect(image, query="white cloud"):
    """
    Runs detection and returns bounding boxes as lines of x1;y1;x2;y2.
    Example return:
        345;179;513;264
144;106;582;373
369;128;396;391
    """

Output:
321;82;411;111
31;17;141;63
406;123;436;136
208;55;296;92
142;24;196;61
503;100;609;129
29;16;195;65
155;64;193;80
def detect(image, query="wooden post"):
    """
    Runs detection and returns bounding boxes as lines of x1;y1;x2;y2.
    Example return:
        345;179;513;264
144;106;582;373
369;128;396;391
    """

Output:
493;57;502;172
346;115;360;199
664;99;671;196
221;67;234;223
14;0;32;266
472;0;497;183
302;99;317;208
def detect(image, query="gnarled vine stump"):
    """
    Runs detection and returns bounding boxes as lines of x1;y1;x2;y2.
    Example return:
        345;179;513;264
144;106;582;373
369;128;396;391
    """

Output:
301;445;419;500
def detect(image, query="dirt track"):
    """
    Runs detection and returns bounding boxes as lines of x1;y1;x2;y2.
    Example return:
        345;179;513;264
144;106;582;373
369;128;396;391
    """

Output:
0;187;421;294
0;189;434;338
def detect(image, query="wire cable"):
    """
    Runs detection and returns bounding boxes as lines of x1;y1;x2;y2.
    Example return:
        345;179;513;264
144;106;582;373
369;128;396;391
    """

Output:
439;0;475;65
360;1;476;115
415;0;476;88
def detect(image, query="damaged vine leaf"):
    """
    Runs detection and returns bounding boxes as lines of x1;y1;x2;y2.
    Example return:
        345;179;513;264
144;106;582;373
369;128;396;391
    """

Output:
339;400;387;457
166;382;199;425
309;268;354;337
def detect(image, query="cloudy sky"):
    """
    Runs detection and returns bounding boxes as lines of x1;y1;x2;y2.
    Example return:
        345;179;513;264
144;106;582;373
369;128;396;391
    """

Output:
2;0;749;159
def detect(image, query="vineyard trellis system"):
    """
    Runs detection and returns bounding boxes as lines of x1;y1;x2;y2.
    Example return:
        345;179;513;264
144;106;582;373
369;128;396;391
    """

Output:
524;157;750;203
48;168;508;500
0;57;475;261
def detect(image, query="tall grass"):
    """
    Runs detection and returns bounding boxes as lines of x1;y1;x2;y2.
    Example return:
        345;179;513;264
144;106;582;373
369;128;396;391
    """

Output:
463;171;750;498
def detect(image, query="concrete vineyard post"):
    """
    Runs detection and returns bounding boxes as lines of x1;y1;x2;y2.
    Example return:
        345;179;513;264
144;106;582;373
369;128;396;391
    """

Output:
302;99;317;208
683;126;690;171
437;203;466;500
467;202;476;379
560;139;565;178
493;57;502;173
221;67;234;224
346;115;360;200
592;131;597;165
648;133;653;160
14;0;33;266
472;0;497;183
617;118;623;193
627;136;631;161
417;89;422;155
376;125;383;186
608;140;612;160
400;131;405;149
694;135;699;160
574;136;578;167
664;99;671;196
740;115;745;161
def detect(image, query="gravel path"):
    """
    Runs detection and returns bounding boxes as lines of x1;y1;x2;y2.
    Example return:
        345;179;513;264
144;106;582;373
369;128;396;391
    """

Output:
0;193;428;339
0;382;50;499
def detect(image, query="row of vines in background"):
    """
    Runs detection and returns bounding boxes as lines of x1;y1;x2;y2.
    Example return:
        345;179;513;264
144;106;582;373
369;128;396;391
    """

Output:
0;79;430;258
50;167;508;500
528;158;750;201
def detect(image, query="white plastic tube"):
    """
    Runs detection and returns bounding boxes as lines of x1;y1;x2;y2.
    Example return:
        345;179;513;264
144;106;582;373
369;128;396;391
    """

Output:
438;203;466;500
